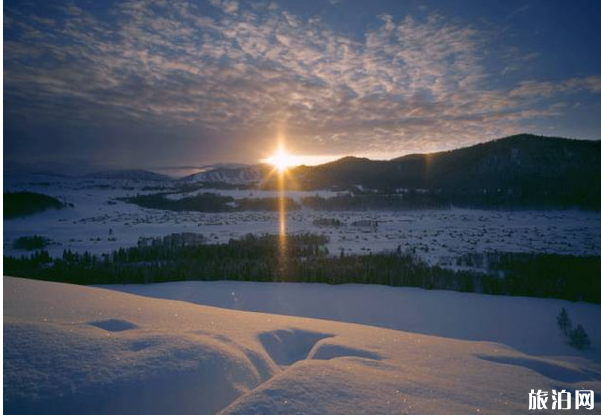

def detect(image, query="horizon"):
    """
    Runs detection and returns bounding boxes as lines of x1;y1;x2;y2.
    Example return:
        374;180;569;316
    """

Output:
4;131;599;177
4;0;601;170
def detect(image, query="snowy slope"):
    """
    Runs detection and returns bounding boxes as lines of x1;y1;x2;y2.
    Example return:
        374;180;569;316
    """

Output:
103;281;601;360
5;277;601;415
180;166;263;184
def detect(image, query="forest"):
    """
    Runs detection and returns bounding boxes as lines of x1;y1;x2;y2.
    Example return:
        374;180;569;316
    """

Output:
4;191;66;218
122;192;301;212
4;233;600;303
124;186;599;213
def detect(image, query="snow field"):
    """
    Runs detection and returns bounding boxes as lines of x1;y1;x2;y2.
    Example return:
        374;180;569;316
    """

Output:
5;277;601;415
4;175;601;265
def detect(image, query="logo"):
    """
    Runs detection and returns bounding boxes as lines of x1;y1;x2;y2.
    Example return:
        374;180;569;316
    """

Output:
529;390;594;411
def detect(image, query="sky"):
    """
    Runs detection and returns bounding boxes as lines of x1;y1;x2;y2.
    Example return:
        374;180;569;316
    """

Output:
4;0;601;172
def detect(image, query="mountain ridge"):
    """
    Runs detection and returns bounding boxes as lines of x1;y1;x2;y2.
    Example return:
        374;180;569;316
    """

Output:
272;133;600;209
290;133;600;187
84;169;172;181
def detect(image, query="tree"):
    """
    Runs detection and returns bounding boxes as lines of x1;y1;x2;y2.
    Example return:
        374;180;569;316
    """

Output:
556;307;572;335
568;324;591;350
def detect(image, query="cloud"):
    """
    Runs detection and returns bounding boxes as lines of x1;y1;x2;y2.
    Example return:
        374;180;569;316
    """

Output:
210;0;239;14
509;76;601;98
3;0;600;163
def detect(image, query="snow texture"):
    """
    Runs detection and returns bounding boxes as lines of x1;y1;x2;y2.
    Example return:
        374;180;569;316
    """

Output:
5;277;601;415
105;280;601;360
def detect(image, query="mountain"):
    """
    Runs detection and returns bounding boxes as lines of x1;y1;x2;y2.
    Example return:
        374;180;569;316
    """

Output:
180;165;267;185
287;134;601;208
85;169;172;181
168;134;600;208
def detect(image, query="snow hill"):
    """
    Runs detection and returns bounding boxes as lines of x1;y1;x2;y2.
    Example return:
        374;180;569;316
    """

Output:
5;277;601;415
84;169;172;181
180;165;264;184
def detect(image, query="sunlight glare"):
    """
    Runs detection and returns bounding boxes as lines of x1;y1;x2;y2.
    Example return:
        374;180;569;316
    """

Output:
266;147;295;172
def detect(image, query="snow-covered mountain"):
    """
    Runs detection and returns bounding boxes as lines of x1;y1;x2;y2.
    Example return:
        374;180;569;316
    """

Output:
180;165;266;185
85;169;172;182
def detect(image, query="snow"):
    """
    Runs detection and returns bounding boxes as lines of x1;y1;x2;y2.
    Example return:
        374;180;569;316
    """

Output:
164;188;344;201
103;281;601;360
180;166;262;184
4;174;601;267
5;276;601;415
5;174;601;411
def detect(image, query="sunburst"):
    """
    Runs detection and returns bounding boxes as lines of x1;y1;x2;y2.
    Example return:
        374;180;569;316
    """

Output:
265;147;296;172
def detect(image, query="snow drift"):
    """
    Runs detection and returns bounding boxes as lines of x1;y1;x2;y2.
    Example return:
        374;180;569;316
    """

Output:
4;277;601;415
104;280;601;360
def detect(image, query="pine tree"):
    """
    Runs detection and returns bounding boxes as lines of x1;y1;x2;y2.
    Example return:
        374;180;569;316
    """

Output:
568;324;591;350
556;307;572;335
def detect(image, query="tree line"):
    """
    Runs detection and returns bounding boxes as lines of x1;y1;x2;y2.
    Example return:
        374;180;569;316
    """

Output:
4;191;66;218
458;251;601;303
4;233;599;303
122;192;301;212
123;189;599;214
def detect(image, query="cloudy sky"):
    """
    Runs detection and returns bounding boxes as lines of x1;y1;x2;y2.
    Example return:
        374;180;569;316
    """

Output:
4;0;601;171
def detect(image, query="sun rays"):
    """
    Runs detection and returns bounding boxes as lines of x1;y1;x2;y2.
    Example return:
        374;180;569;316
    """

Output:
260;133;299;280
261;141;301;190
265;147;296;172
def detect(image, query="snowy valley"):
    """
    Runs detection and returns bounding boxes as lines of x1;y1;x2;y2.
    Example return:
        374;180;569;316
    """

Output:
4;171;601;414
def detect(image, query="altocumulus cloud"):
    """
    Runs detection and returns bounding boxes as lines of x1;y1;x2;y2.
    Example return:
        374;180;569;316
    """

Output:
4;0;601;166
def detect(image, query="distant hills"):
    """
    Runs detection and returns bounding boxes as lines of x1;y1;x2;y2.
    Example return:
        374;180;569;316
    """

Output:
176;133;601;209
85;169;171;181
10;134;598;209
180;165;266;185
293;134;600;188
157;133;599;209
286;134;601;208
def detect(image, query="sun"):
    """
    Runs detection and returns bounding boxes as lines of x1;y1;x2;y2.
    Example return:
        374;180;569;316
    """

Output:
266;147;296;172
